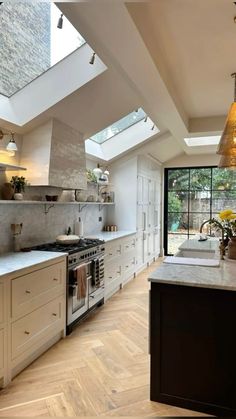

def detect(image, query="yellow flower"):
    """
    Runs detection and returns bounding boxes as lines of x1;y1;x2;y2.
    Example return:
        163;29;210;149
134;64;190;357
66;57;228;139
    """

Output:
219;209;234;220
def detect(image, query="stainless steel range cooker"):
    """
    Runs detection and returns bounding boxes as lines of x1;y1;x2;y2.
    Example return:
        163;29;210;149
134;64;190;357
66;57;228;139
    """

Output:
31;238;105;334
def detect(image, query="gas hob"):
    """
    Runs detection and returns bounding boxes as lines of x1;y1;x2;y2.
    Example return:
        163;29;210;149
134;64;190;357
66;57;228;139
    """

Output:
30;238;105;255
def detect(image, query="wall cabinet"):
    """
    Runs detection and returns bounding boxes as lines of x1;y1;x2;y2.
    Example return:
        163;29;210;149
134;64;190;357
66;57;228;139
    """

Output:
0;256;66;388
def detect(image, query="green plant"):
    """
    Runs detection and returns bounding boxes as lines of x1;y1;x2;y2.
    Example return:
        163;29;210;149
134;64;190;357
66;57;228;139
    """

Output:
10;176;27;193
168;192;182;231
86;169;97;183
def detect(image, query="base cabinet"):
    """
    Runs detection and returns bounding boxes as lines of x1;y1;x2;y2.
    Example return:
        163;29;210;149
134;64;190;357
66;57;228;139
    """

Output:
104;235;136;300
0;257;66;388
150;282;236;416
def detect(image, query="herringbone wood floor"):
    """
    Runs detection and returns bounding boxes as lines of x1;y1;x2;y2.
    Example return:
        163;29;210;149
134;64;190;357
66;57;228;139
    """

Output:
0;260;208;417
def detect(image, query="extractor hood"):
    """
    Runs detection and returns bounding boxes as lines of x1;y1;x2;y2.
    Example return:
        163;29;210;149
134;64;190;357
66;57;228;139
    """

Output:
20;119;86;189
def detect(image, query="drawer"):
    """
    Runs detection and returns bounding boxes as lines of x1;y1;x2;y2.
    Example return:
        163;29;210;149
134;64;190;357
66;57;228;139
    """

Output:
105;263;122;286
0;329;4;370
123;257;135;276
11;295;64;360
105;242;122;263
12;261;66;318
0;283;4;324
122;236;136;253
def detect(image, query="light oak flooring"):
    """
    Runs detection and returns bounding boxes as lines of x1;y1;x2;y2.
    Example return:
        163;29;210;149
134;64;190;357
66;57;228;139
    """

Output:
0;260;206;417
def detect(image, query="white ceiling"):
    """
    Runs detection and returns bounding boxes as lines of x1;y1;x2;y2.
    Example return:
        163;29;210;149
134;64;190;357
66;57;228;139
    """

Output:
2;0;234;163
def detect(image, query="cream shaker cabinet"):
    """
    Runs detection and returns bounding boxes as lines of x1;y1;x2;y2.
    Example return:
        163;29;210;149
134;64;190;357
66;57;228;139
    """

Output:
0;256;66;388
104;234;136;300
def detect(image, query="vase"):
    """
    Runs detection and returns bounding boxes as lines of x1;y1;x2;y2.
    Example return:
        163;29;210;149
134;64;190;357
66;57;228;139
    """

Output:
227;237;236;260
1;183;14;200
14;193;23;201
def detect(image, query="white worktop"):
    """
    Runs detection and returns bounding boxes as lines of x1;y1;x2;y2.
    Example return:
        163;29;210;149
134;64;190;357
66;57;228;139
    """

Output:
0;251;67;278
87;230;136;242
179;238;219;253
149;259;236;291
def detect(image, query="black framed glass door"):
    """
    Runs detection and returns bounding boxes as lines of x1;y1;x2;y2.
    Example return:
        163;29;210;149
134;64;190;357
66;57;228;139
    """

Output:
164;167;236;255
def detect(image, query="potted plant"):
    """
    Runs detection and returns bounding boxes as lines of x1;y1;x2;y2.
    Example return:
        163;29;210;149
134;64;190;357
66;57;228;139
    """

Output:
10;176;27;200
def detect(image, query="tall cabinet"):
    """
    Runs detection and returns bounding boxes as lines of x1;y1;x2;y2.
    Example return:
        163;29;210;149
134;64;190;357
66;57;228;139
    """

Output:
107;155;161;271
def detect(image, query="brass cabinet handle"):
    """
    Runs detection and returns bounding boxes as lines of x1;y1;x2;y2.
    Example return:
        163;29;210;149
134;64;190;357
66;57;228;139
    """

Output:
25;290;31;294
24;331;30;335
109;276;113;279
52;313;57;316
53;278;58;281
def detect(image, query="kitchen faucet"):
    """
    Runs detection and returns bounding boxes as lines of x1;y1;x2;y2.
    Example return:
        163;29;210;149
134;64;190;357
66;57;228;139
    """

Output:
199;219;225;260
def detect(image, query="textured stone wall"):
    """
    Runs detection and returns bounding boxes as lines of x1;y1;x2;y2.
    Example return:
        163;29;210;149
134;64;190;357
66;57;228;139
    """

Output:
0;203;107;254
0;2;50;96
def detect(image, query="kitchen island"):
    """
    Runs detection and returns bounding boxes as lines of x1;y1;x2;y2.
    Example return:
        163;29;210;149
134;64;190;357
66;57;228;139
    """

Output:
149;258;236;416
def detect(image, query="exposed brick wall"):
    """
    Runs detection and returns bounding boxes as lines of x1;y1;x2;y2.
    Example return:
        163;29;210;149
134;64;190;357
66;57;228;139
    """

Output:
0;2;50;96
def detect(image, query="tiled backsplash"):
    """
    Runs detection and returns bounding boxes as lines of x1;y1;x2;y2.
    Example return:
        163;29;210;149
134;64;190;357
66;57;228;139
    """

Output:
0;203;107;254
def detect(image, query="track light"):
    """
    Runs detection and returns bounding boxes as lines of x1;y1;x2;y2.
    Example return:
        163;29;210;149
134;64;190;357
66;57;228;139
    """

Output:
57;13;63;29
144;116;148;123
89;52;96;65
151;124;155;131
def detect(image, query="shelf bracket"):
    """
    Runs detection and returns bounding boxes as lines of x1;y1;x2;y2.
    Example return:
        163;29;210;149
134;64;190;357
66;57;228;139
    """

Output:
78;203;87;213
44;203;55;214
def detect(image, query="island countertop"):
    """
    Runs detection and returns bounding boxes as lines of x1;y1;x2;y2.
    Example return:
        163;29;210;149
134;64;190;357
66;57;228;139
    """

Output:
149;259;236;291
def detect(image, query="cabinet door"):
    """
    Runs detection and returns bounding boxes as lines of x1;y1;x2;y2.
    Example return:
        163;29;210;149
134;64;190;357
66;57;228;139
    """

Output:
142;177;149;205
137;175;143;204
0;283;4;325
148;204;155;230
136;234;144;269
148;179;155;204
147;232;154;258
154;229;160;256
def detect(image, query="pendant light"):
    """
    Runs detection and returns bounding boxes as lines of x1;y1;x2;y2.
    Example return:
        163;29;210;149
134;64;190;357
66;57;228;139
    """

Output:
217;73;236;168
93;163;103;178
6;132;17;152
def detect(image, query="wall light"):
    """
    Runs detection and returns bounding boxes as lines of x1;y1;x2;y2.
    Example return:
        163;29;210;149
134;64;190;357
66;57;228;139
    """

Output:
0;129;17;156
89;52;96;65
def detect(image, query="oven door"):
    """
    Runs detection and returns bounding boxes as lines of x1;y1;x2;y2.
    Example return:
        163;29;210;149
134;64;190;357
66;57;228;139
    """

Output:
67;261;92;325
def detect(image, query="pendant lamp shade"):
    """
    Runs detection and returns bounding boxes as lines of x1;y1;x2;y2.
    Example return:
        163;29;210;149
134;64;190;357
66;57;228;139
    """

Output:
217;102;236;156
218;154;236;168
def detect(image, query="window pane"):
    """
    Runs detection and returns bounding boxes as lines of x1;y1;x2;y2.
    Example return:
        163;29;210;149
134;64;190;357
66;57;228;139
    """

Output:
189;213;211;235
168;191;188;212
168;213;188;233
189;191;211;212
190;168;211;190
168;169;189;191
212;191;236;212
212;168;236;191
167;234;188;255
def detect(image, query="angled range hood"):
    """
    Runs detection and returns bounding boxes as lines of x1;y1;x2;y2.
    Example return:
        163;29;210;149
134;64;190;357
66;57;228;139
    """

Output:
20;119;86;189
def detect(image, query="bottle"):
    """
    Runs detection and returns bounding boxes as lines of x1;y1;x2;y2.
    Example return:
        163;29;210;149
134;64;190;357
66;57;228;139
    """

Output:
74;217;83;237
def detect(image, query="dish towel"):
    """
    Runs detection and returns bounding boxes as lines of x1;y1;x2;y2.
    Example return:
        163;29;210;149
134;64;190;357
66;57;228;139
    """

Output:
74;264;87;299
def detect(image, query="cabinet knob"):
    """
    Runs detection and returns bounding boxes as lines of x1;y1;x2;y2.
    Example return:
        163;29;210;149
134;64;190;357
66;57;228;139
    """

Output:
25;290;31;294
53;278;58;281
109;253;113;256
109;276;113;279
52;313;57;316
24;331;30;335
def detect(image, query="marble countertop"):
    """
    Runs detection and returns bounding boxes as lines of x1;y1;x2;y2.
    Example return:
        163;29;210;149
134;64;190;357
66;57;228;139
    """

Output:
149;259;236;291
87;230;136;242
179;238;219;252
0;251;67;278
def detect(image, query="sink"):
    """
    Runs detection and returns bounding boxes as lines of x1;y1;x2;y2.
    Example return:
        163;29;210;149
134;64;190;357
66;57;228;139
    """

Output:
175;250;216;259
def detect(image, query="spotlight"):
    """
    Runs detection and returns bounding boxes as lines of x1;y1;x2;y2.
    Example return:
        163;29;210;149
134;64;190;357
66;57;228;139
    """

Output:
89;52;96;65
151;124;155;131
144;116;148;123
57;13;63;29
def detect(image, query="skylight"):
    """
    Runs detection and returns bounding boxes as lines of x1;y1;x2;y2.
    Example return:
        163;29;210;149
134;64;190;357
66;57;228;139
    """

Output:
184;136;221;147
89;108;146;144
0;2;85;97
